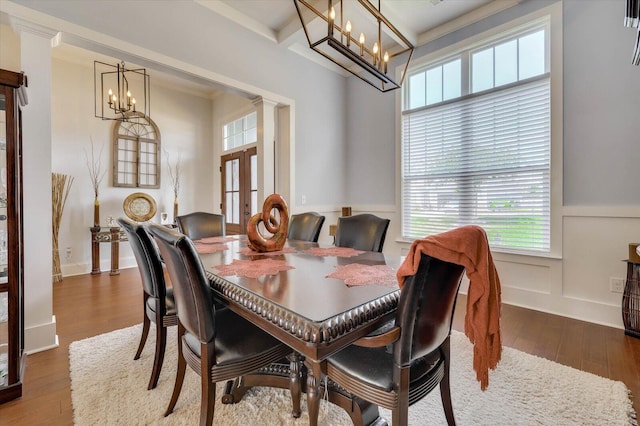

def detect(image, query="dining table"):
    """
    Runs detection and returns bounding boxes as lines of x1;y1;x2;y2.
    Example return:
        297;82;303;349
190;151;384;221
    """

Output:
196;235;404;426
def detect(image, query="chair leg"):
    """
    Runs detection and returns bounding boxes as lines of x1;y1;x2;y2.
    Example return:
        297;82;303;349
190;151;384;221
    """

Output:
147;321;167;390
392;366;410;426
439;337;456;426
134;304;150;360
200;376;216;426
165;330;186;417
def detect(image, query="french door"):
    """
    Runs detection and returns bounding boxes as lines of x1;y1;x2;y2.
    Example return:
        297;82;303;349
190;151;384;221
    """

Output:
221;147;257;234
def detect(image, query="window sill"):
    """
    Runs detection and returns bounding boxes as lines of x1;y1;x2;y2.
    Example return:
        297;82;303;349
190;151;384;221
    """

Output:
394;238;562;262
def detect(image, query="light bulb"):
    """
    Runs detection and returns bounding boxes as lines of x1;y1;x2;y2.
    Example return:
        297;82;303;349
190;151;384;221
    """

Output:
346;20;351;32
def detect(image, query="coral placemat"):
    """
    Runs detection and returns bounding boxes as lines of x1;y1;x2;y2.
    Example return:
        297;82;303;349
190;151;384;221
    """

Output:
195;243;228;254
238;247;297;256
304;247;365;257
326;263;398;287
194;236;238;244
213;258;294;278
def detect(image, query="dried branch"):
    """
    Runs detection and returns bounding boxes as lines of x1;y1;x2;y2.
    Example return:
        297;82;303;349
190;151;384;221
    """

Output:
166;151;181;199
52;173;74;283
84;137;106;198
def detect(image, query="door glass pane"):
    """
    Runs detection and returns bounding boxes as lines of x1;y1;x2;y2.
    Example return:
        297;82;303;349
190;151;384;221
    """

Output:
232;192;239;223
231;159;239;191
226;193;233;222
225;161;233;192
250;155;257;191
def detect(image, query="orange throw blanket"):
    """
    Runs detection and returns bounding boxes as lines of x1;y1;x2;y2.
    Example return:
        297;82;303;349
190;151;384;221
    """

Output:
396;225;502;390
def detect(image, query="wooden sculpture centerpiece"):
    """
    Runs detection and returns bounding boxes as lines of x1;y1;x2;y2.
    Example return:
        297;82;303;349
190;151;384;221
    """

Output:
247;194;289;252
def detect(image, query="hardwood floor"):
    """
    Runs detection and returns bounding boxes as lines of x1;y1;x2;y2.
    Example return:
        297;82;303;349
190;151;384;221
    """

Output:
1;267;639;424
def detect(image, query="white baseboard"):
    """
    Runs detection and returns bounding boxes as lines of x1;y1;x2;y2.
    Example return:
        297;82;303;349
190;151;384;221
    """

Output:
61;257;138;277
24;315;59;353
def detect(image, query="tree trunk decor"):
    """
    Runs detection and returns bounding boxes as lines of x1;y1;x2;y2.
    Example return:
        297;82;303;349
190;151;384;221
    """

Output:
52;173;74;283
247;194;289;252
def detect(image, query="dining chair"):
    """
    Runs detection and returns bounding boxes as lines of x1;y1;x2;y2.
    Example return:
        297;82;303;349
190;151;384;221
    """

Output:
287;211;325;242
334;213;390;252
147;223;294;426
117;217;177;390
175;211;225;239
324;253;466;426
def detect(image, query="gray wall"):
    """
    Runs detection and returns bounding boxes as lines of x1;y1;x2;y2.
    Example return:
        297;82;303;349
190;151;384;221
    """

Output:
563;0;640;205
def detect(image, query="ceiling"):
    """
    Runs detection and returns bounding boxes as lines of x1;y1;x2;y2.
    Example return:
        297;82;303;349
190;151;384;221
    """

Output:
37;1;517;98
208;0;495;44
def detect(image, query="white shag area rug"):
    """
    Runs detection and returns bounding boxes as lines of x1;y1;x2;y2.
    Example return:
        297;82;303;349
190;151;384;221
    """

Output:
69;324;637;425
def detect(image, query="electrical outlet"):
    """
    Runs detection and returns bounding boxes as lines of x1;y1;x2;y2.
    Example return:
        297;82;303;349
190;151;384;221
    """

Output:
66;247;72;260
610;278;625;293
301;195;306;205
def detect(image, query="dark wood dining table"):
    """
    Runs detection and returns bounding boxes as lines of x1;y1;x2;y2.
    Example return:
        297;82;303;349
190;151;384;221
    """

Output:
197;236;403;426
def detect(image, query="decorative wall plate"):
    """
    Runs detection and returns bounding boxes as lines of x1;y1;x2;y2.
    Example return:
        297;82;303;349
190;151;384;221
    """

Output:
123;192;157;222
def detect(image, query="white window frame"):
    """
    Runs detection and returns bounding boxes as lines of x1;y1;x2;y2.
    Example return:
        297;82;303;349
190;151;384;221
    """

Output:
222;110;257;153
396;3;562;258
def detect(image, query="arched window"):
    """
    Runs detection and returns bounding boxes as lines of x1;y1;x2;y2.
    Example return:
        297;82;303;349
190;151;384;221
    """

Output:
112;113;161;188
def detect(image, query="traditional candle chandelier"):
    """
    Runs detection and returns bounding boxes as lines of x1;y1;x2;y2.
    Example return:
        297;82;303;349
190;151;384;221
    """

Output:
293;0;414;92
94;60;150;121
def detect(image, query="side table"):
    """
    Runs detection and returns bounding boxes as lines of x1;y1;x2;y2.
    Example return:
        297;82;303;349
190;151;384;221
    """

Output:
622;259;640;338
90;227;128;275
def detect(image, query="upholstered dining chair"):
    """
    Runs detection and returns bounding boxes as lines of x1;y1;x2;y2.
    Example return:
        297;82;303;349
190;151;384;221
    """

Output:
334;213;390;252
324;253;465;426
147;223;293;426
288;211;325;242
175;211;225;239
117;217;177;390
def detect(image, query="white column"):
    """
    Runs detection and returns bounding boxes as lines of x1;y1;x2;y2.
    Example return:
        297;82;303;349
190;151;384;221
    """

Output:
12;18;59;353
251;97;278;203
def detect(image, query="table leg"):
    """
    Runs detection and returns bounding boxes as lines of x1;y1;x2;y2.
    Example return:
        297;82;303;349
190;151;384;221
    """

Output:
90;227;101;274
305;360;323;426
109;227;120;276
288;352;302;418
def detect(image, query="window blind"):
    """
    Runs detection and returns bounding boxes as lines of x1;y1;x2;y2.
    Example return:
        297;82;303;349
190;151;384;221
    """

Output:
401;77;550;252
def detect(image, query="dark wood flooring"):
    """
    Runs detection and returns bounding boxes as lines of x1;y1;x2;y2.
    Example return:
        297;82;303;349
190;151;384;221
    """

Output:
0;267;638;424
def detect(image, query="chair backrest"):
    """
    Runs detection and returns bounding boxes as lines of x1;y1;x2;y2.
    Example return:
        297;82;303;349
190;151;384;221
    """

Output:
176;212;225;240
334;213;390;252
117;217;166;301
288;212;325;242
394;253;465;367
148;222;216;343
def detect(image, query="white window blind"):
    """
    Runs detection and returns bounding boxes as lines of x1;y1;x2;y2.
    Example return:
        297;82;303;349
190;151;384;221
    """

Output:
402;76;550;252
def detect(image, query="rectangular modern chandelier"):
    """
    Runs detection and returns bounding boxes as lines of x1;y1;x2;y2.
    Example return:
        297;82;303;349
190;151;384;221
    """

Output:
293;0;414;92
625;0;640;65
94;60;150;121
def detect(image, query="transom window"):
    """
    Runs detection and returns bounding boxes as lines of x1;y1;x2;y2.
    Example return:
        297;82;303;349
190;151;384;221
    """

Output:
223;111;257;151
402;18;551;254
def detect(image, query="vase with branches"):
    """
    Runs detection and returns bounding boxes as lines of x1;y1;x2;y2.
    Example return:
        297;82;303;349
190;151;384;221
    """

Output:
167;151;181;221
52;173;74;283
85;138;106;227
